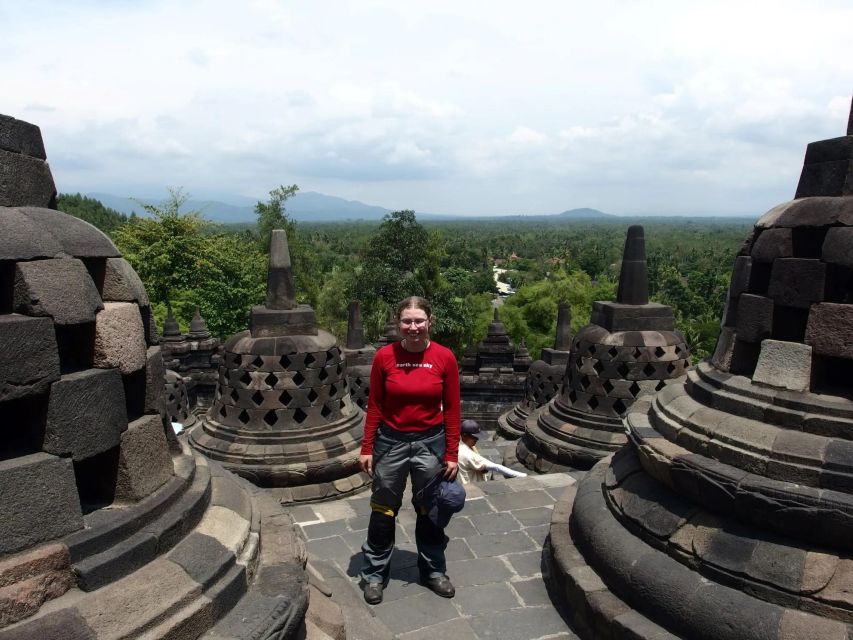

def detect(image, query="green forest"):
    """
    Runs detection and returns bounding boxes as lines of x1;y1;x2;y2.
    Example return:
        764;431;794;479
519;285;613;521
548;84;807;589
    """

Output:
56;189;753;363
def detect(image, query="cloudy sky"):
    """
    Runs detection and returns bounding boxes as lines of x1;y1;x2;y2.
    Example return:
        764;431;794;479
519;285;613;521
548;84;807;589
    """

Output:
2;0;851;216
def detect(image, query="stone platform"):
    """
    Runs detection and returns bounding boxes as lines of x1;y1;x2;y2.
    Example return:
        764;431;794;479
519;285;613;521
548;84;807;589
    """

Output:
290;473;581;640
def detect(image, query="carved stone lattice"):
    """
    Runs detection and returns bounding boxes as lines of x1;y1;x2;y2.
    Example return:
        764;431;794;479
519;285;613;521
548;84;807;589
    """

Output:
497;302;573;439
190;229;368;503
517;226;691;472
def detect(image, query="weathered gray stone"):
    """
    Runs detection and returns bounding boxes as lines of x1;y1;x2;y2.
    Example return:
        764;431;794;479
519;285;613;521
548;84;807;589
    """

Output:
14;258;103;325
0;150;55;208
767;259;826;309
0;314;59;402
736;294;774;343
751;228;792;262
0;115;46;159
0;207;62;260
0;608;97;640
144;346;165;414
805;302;853;359
45;368;127;461
114;414;173;502
821;227;853;268
0;453;83;555
729;256;752;298
93;302;147;374
101;257;149;305
752;340;812;391
16;207;119;258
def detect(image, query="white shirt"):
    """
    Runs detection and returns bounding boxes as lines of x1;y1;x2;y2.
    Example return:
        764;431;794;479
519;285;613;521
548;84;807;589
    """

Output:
457;442;489;484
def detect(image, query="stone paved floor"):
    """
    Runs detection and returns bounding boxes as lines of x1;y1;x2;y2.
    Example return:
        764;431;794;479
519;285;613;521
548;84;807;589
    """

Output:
288;472;581;640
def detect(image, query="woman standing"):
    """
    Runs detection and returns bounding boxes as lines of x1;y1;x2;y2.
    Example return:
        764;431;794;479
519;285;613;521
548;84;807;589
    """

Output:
358;296;461;605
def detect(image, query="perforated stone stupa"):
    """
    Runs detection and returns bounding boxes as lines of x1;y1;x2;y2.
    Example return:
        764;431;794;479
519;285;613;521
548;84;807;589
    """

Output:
459;308;529;430
341;300;376;411
547;100;853;640
190;229;368;504
497;302;573;439
517;226;691;472
160;305;223;413
0;116;314;639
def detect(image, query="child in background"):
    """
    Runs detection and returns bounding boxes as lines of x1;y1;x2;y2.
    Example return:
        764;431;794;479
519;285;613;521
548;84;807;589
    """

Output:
457;419;527;484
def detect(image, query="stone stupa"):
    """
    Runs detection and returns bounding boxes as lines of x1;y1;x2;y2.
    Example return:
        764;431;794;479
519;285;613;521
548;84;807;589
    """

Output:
341;300;376;411
497;302;573;439
159;304;222;412
517;226;691;472
0;115;315;639
459;308;529;430
190;229;369;503
547;99;853;639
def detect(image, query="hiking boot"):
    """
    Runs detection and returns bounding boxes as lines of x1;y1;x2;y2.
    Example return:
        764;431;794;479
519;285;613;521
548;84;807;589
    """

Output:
423;574;455;598
363;582;383;605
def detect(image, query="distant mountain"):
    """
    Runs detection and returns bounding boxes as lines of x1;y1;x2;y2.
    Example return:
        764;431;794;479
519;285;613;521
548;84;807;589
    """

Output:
556;208;613;219
85;191;399;223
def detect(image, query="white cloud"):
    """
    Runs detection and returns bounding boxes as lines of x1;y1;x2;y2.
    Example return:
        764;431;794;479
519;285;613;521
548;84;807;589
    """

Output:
1;0;851;215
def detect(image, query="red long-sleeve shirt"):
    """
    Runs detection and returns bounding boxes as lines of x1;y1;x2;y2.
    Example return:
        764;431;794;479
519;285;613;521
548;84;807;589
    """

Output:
361;341;461;462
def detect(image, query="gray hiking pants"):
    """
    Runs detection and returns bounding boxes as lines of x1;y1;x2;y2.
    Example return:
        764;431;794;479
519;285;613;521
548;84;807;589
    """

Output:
360;424;448;584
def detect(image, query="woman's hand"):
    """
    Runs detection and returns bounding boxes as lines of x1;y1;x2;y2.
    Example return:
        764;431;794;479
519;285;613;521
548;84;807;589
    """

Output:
359;454;373;476
443;461;458;481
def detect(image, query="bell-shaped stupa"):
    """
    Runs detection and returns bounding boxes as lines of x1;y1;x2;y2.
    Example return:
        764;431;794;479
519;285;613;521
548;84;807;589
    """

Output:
497;302;573;439
160;304;222;413
460;307;528;430
0;115;313;638
190;229;368;503
517;226;691;472
546;99;853;639
341;299;376;410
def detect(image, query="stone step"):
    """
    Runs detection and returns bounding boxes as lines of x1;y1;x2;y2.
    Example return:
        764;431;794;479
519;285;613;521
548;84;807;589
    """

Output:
0;458;271;640
64;453;195;563
71;455;212;591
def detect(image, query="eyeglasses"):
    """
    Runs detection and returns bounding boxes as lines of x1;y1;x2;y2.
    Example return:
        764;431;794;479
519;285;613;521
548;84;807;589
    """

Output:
400;318;428;327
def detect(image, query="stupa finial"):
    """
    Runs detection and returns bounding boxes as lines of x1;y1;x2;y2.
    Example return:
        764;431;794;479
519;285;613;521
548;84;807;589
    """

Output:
616;225;649;305
848;95;853;136
554;302;572;350
346;300;365;349
265;229;297;310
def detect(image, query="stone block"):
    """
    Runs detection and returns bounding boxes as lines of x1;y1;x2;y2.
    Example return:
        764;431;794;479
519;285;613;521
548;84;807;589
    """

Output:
0;150;56;208
16;207;120;258
750;228;792;263
735;294;774;343
590;301;675;332
0;207;63;260
752;340;812;391
805;303;853;358
144;346;165;414
0;453;83;555
0;543;74;627
14;258;103;325
249;304;318;338
45;368;127;461
796;160;853;198
729;256;752;298
93;302;147;374
114;414;173;502
0;314;59;402
101;257;149;305
0;115;46;159
0;607;97;640
767;259;826;309
822;227;853;268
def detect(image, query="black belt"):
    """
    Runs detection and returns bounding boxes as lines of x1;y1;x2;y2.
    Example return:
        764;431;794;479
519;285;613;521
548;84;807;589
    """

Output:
378;422;444;442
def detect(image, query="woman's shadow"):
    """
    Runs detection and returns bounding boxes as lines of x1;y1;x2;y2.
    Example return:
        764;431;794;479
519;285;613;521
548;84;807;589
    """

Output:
345;548;426;597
